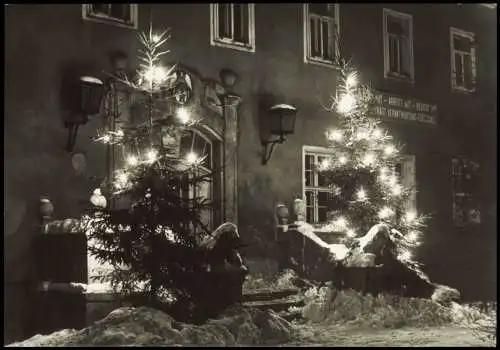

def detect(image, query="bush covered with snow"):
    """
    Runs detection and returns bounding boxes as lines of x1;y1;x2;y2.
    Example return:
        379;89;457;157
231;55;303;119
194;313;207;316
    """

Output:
297;285;472;329
243;269;315;292
8;305;294;347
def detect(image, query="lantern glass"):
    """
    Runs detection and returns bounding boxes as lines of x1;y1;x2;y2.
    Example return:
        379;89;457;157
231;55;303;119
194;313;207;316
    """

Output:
80;77;104;115
268;104;297;136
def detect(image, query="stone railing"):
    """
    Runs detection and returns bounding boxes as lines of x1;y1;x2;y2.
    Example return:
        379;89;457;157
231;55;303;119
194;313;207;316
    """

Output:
274;199;338;282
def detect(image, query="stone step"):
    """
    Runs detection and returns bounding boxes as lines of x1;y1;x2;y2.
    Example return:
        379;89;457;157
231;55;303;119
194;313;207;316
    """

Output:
243;296;305;313
242;288;300;302
277;309;303;322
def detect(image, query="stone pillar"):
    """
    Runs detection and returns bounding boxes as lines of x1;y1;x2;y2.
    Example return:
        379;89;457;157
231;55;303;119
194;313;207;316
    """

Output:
39;197;54;234
222;94;242;225
275;203;290;272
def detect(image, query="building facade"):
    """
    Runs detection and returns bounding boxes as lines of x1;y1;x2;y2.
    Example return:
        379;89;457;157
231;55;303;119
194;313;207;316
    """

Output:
4;3;496;343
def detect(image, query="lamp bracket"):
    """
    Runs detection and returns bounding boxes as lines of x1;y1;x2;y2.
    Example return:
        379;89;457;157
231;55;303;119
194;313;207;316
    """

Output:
261;134;286;165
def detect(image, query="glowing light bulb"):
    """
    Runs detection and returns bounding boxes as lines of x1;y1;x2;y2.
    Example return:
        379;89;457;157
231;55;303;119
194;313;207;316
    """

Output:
116;172;128;185
345;72;358;89
372;128;383;139
338;156;348;165
186;152;199;165
334;217;348;230
152;34;161;43
356;130;369;140
378;206;394;219
176;107;190;124
391;184;402;196
319;159;331;170
127;155;138;166
398;250;412;261
143;66;168;85
346;229;356;238
407;230;419;243
336;93;356;114
146;149;158;163
387;175;398;186
384;144;396;156
356;187;367;201
405;211;417;222
362;153;376;166
327;129;343;142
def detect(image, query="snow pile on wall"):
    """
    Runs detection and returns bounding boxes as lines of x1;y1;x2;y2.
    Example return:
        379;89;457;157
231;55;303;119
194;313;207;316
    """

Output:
8;306;294;346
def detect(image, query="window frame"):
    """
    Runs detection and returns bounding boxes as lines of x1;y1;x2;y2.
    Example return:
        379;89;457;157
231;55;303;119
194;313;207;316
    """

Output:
450;27;477;93
82;4;138;29
382;8;415;83
302;146;336;225
181;128;220;232
209;3;256;53
303;3;341;68
451;158;481;227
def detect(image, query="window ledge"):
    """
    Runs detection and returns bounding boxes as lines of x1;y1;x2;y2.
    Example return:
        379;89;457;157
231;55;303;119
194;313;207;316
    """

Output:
384;73;415;84
452;86;476;94
211;39;255;53
83;15;137;30
305;57;341;70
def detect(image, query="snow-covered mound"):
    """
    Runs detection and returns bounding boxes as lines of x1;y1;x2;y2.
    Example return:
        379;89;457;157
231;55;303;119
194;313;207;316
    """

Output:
8;305;293;346
297;284;497;331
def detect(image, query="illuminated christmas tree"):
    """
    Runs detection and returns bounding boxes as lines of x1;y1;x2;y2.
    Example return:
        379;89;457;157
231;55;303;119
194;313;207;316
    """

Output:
83;27;213;304
318;61;428;261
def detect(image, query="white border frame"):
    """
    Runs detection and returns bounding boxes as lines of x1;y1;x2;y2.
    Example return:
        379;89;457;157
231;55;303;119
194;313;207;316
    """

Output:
382;8;415;83
303;4;340;69
210;3;256;53
82;4;138;30
449;27;477;93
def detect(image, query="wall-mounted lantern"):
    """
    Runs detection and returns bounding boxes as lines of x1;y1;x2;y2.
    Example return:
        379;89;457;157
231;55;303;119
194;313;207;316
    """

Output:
65;76;105;152
261;104;297;165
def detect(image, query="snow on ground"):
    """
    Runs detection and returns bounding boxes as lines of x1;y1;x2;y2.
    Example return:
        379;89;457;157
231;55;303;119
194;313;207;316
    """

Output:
8;305;293;347
287;324;492;347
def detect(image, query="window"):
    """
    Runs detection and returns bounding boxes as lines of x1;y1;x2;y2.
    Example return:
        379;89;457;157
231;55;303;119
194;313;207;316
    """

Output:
210;3;255;52
180;129;223;232
383;9;414;82
304;4;340;66
450;27;476;92
82;4;138;29
303;146;336;224
395;155;417;213
451;158;481;226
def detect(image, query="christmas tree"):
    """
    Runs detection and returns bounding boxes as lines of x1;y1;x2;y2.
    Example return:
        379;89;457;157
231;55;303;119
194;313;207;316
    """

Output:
318;61;428;261
83;27;213;305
